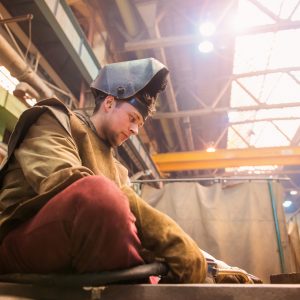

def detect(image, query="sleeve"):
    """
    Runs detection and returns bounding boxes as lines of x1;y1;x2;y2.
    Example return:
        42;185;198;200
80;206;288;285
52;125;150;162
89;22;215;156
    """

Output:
14;111;95;195
121;185;207;283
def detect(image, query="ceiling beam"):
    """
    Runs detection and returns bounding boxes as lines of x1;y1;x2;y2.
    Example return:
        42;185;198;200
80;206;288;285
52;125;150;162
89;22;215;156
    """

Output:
124;20;300;51
153;101;300;119
152;146;300;171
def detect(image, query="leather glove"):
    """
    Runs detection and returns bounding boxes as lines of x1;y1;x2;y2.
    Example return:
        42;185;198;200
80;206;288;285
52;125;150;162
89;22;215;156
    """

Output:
213;259;263;283
202;250;263;284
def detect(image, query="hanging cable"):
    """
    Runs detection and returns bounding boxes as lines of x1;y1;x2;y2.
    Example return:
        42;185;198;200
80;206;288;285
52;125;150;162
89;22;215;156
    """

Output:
0;13;26;60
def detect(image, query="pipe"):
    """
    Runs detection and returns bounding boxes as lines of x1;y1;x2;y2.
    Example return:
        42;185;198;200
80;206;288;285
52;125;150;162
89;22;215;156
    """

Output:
13;81;40;100
0;33;53;100
267;181;286;273
132;177;289;184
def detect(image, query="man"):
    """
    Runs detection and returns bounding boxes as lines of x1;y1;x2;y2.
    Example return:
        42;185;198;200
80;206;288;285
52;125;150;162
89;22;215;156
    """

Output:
0;58;260;283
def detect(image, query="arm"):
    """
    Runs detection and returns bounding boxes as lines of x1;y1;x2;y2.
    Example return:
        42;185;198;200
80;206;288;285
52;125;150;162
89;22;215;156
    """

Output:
121;185;207;283
14;111;95;194
121;185;262;284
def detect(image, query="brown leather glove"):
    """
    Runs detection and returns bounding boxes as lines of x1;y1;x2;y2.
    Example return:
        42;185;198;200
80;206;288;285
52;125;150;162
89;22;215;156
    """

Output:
214;260;263;284
203;250;263;284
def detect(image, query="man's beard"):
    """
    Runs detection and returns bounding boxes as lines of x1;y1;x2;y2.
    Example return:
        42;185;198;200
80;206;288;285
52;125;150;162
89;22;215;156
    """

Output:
101;124;121;147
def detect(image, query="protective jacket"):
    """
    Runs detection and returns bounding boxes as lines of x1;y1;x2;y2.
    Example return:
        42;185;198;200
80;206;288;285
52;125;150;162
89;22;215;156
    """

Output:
0;98;207;283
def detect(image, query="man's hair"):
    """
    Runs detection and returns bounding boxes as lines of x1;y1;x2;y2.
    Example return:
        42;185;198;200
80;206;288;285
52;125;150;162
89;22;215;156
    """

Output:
93;92;107;113
136;92;156;116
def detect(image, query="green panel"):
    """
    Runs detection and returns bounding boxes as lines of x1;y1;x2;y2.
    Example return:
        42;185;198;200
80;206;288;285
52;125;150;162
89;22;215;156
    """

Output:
0;107;18;132
0;121;4;142
0;87;7;107
0;86;27;134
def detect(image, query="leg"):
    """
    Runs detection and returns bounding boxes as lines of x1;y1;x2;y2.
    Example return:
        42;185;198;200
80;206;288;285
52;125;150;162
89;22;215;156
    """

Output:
0;176;144;273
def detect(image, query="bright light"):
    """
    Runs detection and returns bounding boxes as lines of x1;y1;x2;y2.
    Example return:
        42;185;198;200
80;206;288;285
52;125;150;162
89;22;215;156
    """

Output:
25;98;37;106
0;66;19;94
227;111;240;122
0;66;37;106
231;0;274;33
198;41;214;53
206;146;216;153
290;190;298;196
226;165;278;173
199;21;216;37
283;200;292;208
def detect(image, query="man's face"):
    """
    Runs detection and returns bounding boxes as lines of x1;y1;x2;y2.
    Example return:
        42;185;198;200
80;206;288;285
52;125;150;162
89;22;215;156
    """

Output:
102;100;144;147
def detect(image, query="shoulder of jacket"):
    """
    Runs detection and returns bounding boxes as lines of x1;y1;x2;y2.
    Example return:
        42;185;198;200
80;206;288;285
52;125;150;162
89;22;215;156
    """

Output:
36;98;72;136
8;98;73;161
0;98;73;181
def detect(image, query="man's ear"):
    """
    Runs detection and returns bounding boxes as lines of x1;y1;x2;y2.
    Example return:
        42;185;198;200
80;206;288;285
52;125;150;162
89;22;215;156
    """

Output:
103;95;115;112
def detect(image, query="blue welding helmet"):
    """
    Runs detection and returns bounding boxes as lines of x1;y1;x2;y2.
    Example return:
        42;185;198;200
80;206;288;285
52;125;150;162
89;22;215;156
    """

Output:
90;57;169;120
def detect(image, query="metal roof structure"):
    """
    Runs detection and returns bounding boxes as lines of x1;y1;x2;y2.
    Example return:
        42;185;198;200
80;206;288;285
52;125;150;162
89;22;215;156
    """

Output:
0;0;300;213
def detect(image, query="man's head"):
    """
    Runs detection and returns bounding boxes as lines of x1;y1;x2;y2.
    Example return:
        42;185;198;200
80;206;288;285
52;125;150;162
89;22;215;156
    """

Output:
90;58;169;147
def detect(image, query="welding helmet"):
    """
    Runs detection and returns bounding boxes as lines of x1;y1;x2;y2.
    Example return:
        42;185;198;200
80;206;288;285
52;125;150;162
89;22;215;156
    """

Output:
90;57;169;120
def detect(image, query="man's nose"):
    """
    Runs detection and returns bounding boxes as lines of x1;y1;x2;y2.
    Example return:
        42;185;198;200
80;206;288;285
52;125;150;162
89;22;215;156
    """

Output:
130;123;139;135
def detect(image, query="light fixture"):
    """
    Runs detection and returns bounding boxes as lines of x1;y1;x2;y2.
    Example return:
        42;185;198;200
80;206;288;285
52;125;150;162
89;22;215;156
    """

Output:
283;200;292;208
25;98;37;106
206;142;216;152
0;66;19;94
290;190;298;196
198;41;214;53
199;21;216;37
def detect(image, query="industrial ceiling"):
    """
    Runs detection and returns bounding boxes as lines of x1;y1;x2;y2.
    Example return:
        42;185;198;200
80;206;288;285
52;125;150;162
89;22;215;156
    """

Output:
0;0;300;213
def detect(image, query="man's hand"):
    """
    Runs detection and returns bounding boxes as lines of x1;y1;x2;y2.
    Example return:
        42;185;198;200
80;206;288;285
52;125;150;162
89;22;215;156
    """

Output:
214;259;263;284
203;250;263;284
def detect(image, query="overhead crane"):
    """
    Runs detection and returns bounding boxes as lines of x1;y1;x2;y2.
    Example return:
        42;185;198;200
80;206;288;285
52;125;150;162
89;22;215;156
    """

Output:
152;146;300;172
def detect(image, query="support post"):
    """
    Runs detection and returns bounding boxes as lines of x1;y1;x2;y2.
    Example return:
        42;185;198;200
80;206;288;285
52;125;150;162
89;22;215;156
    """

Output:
267;180;286;273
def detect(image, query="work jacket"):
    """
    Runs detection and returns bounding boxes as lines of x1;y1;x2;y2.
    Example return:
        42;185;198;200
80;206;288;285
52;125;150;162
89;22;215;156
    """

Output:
0;98;207;283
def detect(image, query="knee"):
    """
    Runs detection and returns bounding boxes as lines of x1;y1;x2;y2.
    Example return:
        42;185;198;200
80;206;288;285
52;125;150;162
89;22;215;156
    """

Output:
72;176;131;224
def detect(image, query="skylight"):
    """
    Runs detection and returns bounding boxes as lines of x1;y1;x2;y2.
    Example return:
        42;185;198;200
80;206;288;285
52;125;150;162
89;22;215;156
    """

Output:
227;0;300;150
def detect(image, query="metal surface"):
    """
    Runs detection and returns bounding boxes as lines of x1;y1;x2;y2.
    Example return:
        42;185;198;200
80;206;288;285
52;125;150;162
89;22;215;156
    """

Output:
152;146;300;172
91;284;300;300
0;283;299;300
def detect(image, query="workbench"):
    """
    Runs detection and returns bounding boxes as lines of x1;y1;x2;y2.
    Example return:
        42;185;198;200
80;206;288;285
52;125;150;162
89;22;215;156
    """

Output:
0;283;299;300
